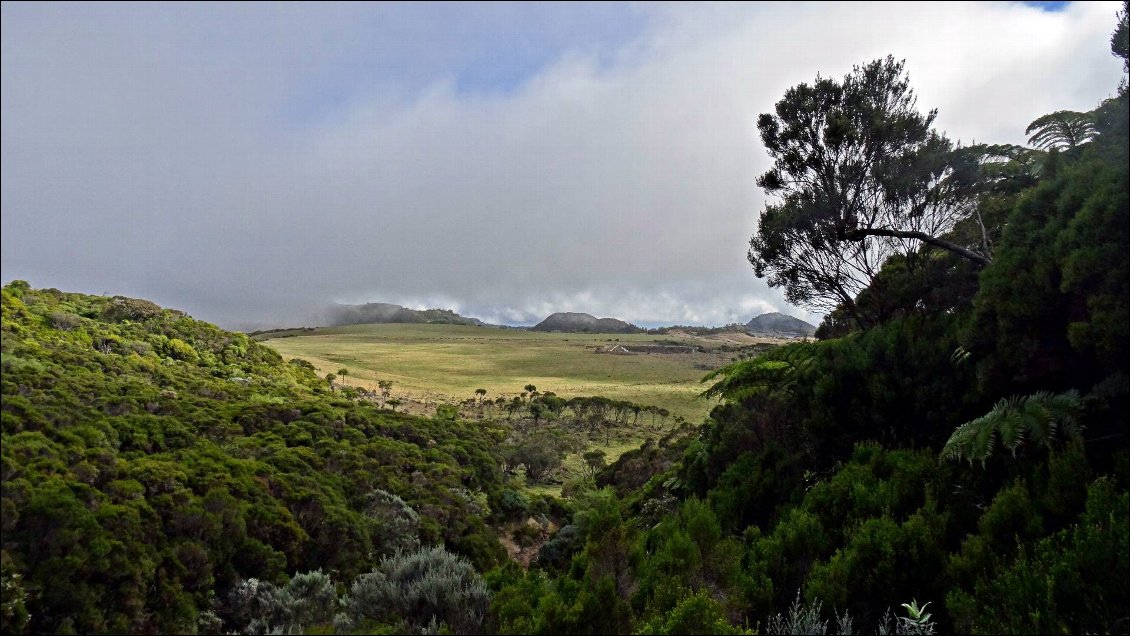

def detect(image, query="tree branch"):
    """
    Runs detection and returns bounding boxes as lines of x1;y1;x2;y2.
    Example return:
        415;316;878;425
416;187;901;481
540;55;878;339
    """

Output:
848;228;993;266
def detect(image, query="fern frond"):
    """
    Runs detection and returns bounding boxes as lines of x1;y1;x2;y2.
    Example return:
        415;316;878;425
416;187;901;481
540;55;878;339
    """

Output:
1025;110;1097;150
941;390;1084;466
700;342;818;402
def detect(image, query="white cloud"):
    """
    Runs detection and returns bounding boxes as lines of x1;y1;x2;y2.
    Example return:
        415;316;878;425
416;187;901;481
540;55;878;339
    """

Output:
2;2;1123;329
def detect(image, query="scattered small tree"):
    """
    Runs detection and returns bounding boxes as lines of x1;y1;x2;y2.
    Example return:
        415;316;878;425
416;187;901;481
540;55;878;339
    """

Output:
583;449;607;479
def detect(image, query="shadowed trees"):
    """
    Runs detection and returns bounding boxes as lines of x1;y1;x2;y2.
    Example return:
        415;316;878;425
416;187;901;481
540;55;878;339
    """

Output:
749;56;992;325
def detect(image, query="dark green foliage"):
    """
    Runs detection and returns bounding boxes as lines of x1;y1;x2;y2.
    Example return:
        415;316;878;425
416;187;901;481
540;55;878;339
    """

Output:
484;564;554;635
1;284;509;634
504;429;572;484
494;489;530;521
634;589;747;635
706;445;804;532
967;147;1128;397
804;503;949;629
945;478;1129;634
701;341;816;403
595;432;690;497
750;56;990;319
699;313;978;466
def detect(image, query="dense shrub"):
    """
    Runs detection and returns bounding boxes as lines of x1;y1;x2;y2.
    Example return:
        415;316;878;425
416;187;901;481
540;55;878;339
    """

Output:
340;545;491;634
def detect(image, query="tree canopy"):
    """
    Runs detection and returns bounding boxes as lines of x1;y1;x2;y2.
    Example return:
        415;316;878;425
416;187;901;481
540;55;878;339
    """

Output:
749;56;992;320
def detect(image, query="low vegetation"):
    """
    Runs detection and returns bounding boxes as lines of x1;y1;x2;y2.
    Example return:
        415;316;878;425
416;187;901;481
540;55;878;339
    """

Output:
260;322;771;422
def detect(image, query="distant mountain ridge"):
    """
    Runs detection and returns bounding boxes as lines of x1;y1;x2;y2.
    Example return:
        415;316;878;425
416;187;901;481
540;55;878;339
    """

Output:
530;312;642;334
325;302;488;327
745;312;816;337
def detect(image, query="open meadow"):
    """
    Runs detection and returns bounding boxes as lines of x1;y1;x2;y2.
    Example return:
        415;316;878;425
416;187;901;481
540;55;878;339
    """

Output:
260;323;779;423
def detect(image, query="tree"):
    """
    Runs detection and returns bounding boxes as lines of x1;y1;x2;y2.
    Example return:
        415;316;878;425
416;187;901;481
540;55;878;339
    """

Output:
1113;1;1129;76
507;397;523;421
337;368;349;388
582;450;607;479
528;401;546;426
749;56;991;321
1025;111;1097;151
325;372;336;392
510;436;565;484
474;388;487;404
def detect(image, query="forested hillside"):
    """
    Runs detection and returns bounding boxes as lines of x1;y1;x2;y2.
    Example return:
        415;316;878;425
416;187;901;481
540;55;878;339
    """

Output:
0;284;514;633
2;6;1128;636
485;9;1129;635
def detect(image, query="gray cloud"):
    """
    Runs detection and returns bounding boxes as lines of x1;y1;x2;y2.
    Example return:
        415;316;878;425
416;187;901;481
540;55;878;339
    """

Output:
2;2;1124;330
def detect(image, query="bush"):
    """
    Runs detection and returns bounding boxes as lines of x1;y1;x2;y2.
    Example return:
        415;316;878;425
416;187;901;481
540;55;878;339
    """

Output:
495;489;529;520
363;489;421;558
341;545;490;634
48;312;82;331
535;524;583;572
945;478;1129;634
636;589;747;635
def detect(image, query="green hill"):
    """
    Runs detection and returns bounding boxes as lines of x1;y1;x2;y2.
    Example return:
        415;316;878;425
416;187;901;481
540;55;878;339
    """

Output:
0;282;511;634
530;312;642;334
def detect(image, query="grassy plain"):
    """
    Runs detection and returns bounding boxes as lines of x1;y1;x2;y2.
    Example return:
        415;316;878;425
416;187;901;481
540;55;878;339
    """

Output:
261;323;776;423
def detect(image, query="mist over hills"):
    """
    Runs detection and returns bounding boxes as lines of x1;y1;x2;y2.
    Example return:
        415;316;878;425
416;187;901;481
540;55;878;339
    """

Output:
324;302;489;327
320;303;817;337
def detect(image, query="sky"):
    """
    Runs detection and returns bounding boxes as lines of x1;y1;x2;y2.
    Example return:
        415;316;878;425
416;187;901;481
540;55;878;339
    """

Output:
1;2;1124;330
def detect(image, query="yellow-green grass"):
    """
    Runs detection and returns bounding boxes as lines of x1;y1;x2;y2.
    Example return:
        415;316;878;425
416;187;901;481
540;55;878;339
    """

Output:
263;323;721;422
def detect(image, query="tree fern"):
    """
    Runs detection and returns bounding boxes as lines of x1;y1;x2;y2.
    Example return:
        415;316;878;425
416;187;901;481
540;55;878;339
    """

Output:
1025;110;1097;150
941;390;1082;466
701;341;817;402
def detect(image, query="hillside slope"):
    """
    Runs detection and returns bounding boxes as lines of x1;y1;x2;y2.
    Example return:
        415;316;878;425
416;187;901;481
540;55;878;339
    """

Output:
0;282;508;634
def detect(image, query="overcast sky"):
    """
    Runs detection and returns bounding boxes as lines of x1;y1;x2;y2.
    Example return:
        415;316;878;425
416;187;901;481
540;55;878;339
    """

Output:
2;2;1124;329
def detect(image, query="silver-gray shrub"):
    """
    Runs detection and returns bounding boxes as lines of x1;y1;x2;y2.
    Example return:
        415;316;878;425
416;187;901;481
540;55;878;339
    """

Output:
226;570;338;634
363;488;421;557
283;569;337;627
764;591;936;636
227;578;294;634
766;591;829;635
340;545;490;635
